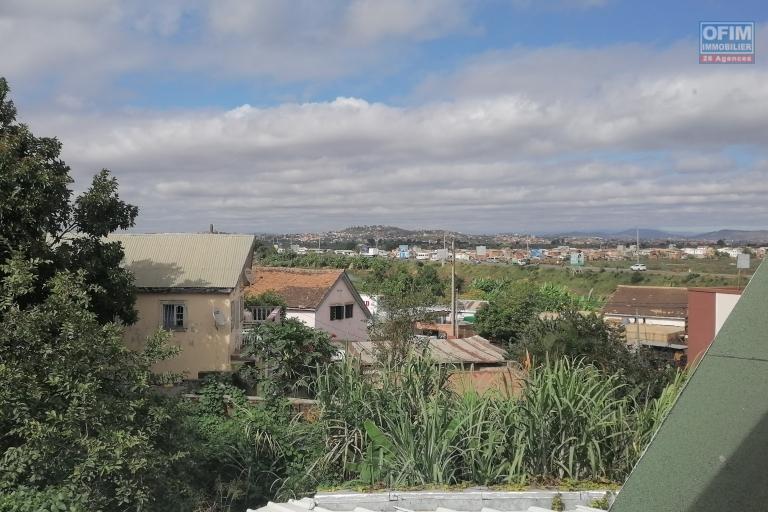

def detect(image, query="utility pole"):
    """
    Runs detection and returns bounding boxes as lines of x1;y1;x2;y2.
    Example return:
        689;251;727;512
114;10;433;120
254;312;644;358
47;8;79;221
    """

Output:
442;232;446;267
451;238;457;338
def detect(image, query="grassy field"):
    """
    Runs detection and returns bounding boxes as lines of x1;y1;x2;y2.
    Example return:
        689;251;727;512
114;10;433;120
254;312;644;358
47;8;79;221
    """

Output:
587;255;758;276
349;260;744;300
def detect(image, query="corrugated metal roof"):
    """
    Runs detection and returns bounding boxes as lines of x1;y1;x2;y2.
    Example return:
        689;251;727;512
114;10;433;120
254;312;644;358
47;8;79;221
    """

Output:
108;233;254;289
602;285;688;319
341;336;507;365
248;492;610;512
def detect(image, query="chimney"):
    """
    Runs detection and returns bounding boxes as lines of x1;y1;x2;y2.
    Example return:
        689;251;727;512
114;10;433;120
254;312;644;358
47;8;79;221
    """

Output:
209;223;214;234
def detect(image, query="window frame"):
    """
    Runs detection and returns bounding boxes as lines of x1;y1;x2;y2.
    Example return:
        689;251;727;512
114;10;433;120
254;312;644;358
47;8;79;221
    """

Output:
330;303;355;321
162;302;187;331
330;304;344;321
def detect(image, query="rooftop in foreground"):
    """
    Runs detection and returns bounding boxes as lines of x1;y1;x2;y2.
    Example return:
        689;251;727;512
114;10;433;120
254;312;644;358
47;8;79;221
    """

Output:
250;490;611;512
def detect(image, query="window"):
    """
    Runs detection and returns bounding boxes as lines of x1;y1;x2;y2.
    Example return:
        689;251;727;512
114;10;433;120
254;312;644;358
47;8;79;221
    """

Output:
330;305;344;321
162;303;185;330
330;304;355;321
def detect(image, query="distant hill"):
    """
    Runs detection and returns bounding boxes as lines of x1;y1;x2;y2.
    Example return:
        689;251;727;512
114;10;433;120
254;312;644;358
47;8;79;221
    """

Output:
546;228;684;240
332;225;768;244
611;228;685;240
691;229;768;243
338;225;465;239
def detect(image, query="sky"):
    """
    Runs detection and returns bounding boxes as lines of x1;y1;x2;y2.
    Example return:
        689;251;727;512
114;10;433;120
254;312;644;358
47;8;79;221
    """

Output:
2;0;768;234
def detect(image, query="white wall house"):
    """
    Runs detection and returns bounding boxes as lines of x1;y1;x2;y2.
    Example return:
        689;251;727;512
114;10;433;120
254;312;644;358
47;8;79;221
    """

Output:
245;267;371;342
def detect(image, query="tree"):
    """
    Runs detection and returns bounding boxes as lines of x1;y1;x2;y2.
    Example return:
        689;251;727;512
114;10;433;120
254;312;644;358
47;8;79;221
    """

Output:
366;264;441;362
474;282;541;344
240;318;337;396
0;77;195;510
0;77;138;323
0;260;189;510
518;310;677;397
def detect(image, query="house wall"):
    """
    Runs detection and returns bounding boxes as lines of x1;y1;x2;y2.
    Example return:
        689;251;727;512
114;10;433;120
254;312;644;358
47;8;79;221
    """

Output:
715;293;740;333
123;288;240;379
314;280;369;341
287;309;316;328
687;288;741;366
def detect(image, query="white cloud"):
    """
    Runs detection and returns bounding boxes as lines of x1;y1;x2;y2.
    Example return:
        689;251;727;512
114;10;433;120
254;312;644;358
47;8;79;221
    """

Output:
0;0;471;94
344;0;470;43
28;58;768;233
5;6;767;233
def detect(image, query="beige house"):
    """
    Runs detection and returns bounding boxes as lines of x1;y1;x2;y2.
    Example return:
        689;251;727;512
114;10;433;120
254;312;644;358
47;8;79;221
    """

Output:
245;267;371;341
111;233;255;379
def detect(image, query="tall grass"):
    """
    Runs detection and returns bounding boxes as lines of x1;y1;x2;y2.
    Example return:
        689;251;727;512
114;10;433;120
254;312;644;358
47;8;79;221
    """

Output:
314;355;683;488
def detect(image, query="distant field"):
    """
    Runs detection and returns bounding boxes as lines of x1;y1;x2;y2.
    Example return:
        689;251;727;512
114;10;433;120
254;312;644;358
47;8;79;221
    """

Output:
349;259;746;300
587;255;757;276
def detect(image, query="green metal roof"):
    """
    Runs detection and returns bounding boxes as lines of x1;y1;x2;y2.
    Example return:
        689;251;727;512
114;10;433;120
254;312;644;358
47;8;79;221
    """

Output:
610;260;768;512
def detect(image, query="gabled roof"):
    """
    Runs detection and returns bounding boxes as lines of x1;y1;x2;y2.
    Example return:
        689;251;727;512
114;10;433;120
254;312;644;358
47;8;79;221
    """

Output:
109;233;255;290
610;261;764;511
246;267;370;317
602;285;688;319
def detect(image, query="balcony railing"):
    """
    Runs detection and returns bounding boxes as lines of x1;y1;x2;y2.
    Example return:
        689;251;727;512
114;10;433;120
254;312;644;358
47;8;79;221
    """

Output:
243;306;282;326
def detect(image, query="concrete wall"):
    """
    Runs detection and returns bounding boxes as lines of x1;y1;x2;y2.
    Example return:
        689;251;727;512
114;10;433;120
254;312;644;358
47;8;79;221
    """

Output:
123;289;240;379
311;490;614;512
287;309;316;328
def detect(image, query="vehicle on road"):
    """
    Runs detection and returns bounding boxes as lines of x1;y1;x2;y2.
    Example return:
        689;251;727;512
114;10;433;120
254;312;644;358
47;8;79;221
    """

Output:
630;263;647;271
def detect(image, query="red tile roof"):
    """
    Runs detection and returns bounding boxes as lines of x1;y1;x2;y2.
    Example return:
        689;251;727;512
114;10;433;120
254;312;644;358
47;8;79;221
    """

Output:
245;267;344;310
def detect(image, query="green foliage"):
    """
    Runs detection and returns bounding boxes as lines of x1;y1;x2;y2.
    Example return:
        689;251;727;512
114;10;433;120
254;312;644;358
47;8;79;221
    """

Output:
244;289;288;323
0;262;187;510
0;77;138;324
240;319;337;396
474;281;602;346
257;251;381;272
365;263;447;362
589;491;613;509
473;278;673;398
178;383;329;510
0;486;87;512
245;289;287;310
313;354;684;489
474;282;541;344
518;311;677;398
551;493;565;511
